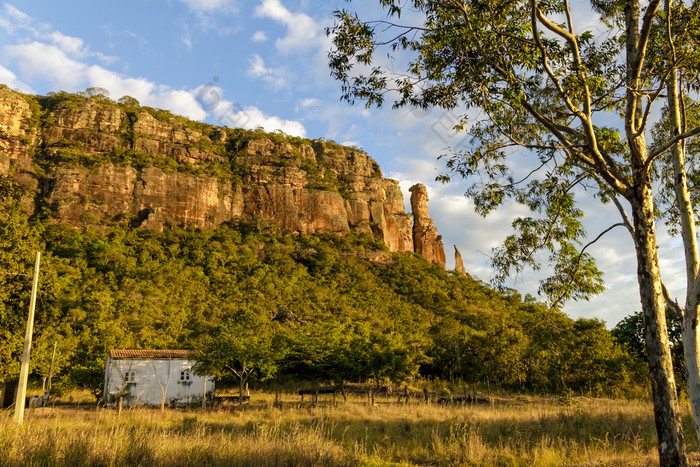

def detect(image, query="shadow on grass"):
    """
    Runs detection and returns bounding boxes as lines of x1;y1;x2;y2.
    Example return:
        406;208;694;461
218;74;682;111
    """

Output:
2;399;688;466
194;403;662;465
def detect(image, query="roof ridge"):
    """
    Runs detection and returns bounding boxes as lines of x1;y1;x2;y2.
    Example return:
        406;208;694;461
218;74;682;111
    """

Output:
108;349;196;358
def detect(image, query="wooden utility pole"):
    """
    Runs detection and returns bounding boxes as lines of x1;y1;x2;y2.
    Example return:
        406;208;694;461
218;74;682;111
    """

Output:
13;251;41;424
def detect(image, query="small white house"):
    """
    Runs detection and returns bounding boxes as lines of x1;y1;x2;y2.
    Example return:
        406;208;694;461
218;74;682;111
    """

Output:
103;349;214;408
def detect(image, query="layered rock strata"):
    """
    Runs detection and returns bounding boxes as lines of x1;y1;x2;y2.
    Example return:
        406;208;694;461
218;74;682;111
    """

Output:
0;87;445;265
454;245;466;275
409;184;446;268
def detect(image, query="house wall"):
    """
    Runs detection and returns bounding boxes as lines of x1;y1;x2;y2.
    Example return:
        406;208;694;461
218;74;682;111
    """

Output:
104;358;214;407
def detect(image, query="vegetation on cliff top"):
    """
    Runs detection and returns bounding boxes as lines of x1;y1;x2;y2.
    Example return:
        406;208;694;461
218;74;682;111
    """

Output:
13;88;377;194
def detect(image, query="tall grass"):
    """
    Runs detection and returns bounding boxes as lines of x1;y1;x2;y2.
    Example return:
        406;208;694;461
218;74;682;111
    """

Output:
0;394;695;466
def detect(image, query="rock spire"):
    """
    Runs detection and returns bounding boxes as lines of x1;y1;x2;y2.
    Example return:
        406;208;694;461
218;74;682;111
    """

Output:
409;184;446;268
454;245;466;275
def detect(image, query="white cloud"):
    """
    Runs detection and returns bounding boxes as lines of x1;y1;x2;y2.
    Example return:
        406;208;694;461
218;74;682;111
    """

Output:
230;105;306;136
4;3;30;23
0;64;33;93
194;84;306;137
0;4;31;33
85;67;207;120
246;54;289;90
86;65;156;101
5;42;87;90
293;97;371;144
48;31;86;57
254;0;320;53
157;89;207;121
176;0;239;35
297;98;320;109
251;31;267;42
49;31;117;63
1;6;117;64
77;74;302;133
4;42;207;121
177;0;237;12
101;25;150;50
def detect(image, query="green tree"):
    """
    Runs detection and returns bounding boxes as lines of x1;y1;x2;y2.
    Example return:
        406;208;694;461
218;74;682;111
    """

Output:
343;324;420;404
328;1;700;463
31;330;75;396
279;321;345;406
428;315;470;382
194;311;278;407
0;193;43;389
68;363;105;403
613;310;683;388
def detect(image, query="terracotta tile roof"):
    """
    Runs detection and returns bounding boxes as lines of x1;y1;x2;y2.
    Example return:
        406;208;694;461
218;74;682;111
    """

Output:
108;349;196;359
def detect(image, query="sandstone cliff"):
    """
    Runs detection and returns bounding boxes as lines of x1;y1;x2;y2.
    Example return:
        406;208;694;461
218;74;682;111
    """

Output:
454;245;466;275
410;184;446;268
0;87;444;265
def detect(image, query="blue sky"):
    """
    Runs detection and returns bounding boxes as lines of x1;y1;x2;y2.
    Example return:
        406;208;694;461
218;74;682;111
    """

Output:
0;0;674;327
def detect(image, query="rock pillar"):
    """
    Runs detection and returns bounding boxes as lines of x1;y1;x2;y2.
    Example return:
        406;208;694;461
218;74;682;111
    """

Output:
454;245;466;275
409;184;446;268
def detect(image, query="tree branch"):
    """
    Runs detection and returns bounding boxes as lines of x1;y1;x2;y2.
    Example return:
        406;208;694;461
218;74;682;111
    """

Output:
520;98;632;197
530;2;585;121
661;280;684;321
549;222;626;309
611;194;635;238
523;6;631;196
629;0;663;89
637;65;678;140
649;126;700;162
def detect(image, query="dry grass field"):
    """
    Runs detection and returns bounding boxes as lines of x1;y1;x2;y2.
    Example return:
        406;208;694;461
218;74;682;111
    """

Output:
1;392;698;466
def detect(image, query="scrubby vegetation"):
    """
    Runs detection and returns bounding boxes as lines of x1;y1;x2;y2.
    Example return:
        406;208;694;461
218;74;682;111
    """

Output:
0;172;648;402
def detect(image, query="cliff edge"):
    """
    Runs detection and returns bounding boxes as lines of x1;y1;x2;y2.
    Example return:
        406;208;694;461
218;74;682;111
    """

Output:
0;87;446;267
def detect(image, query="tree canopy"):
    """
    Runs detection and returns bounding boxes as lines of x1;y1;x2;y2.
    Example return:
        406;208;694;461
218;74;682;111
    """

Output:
0;180;645;405
327;0;700;464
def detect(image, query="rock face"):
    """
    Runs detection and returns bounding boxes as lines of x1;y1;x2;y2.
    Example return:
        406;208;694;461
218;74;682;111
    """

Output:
409;184;446;268
454;245;466;275
0;87;38;205
0;87;446;265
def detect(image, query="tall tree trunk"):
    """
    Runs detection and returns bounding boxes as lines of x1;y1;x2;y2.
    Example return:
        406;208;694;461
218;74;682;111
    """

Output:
664;0;700;447
623;0;688;461
631;182;688;466
668;65;700;451
685;291;700;445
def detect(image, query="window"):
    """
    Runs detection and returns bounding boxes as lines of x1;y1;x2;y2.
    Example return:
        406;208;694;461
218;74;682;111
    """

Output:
124;371;135;383
180;370;191;382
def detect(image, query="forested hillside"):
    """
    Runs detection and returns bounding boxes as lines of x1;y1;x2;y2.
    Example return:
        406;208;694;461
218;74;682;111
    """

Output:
0;89;649;399
0;176;646;398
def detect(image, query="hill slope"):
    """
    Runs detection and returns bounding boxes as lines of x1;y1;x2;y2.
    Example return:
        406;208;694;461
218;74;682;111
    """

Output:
0;88;643;398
